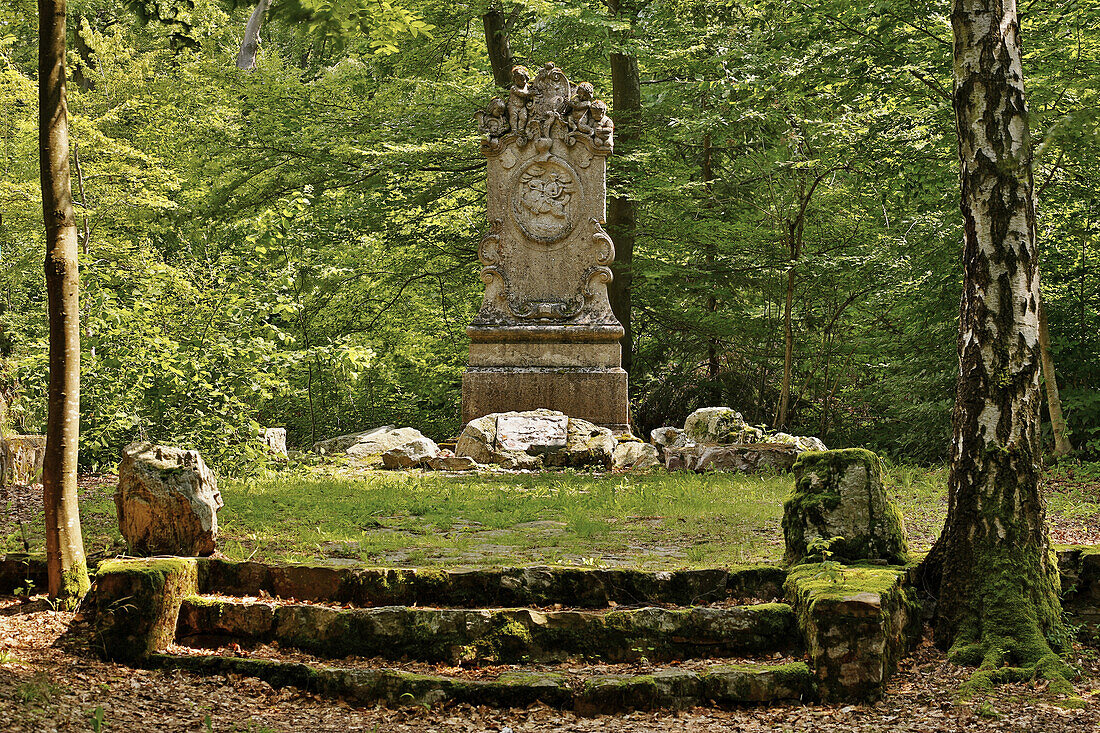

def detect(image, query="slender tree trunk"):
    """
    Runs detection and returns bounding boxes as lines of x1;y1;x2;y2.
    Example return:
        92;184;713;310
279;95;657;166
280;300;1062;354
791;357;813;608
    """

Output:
236;0;271;71
776;258;796;429
482;8;514;89
920;0;1067;677
702;119;721;405
39;0;89;609
1038;297;1073;456
607;37;640;377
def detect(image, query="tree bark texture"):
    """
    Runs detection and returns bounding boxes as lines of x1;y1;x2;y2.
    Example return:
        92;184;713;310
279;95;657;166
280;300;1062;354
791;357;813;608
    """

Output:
236;0;271;71
39;0;89;608
608;49;640;377
482;8;514;89
922;0;1067;668
1037;297;1073;456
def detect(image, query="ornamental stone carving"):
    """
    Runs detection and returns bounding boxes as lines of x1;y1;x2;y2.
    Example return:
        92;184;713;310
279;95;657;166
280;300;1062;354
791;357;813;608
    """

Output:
463;62;629;431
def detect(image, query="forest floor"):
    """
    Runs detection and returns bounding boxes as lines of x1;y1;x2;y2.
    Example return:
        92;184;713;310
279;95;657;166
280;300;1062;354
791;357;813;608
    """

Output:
4;461;1100;567
2;462;1100;729
0;594;1098;732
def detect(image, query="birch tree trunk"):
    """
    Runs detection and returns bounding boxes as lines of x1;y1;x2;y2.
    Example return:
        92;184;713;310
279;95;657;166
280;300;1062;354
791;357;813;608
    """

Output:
236;0;271;72
920;0;1069;680
39;0;89;609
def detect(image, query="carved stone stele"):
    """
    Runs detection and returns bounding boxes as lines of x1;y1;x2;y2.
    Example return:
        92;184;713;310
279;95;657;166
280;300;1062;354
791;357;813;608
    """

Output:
462;62;629;430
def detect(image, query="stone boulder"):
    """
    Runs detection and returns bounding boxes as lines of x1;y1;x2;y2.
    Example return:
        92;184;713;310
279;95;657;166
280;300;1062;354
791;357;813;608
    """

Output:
649;427;682;460
455;410;615;469
115;443;223;556
426;453;479;471
665;444;798;474
261;428;287;458
683;408;764;445
782;448;908;565
381;437;441;469
769;432;827;453
312;426;435;466
611;441;661;470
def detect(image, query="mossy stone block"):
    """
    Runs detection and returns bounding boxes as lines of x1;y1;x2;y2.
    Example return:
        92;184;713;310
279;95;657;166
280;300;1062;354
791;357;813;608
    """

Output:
88;558;198;661
782;448;909;565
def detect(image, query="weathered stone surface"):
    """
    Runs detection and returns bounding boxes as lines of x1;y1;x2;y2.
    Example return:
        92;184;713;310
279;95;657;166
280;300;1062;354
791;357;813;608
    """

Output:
683;407;756;444
462;62;628;429
115;443;223;556
195;559;787;608
426;454;480;471
497;414;568;452
770;432;827;452
380;437;440;469
612;441;660;470
0;434;45;487
311;426;434;465
649;426;682;459
665;443;798;474
784;565;920;702
175;597;798;664
782;448;909;565
1058;546;1100;639
261;428;287;457
85;557;199;661
455;409;614;469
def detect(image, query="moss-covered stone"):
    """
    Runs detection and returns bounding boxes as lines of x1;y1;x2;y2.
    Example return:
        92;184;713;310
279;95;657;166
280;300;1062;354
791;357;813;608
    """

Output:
86;558;198;661
167;599;799;664
784;563;920;702
193;559;789;609
705;661;814;702
783;449;909;565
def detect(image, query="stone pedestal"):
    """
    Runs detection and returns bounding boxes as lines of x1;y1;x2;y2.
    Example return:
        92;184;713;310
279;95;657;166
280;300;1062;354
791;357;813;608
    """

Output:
462;62;630;431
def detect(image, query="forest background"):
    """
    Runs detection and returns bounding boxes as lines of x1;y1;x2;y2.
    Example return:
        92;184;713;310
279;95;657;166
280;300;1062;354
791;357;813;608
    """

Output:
1;0;1097;473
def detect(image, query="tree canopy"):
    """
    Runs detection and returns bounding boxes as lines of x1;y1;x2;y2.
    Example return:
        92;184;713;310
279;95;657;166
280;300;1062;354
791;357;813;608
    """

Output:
1;0;1098;472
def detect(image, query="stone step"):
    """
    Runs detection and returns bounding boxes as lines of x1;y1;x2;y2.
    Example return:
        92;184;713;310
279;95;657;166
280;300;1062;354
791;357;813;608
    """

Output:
148;652;814;713
176;597;801;664
195;559;787;608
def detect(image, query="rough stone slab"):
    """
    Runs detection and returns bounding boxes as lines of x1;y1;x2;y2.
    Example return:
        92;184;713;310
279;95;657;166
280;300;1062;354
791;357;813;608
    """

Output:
148;653;809;712
85;557;199;661
784;565;920;702
461;370;629;430
1058;545;1100;638
194;559;787;608
175;598;800;664
782;449;909;565
496;414;568;452
665;443;798;473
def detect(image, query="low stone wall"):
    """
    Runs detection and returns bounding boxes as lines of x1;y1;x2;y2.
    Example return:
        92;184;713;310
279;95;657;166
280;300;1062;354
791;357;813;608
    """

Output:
1058;546;1100;640
784;564;921;702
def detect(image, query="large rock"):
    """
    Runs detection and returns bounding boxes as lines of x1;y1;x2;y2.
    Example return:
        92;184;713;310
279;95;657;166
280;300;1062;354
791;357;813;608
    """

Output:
782;448;908;565
0;434;45;487
665;444;798;474
381;437;440;469
683;408;764;445
115;443;223;556
261;428;287;458
649;427;682;460
455;410;615;469
769;432;827;453
312;426;434;466
612;441;661;470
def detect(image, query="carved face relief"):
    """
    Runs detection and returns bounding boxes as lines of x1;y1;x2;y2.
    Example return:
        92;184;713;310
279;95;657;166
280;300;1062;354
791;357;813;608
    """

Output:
512;160;578;244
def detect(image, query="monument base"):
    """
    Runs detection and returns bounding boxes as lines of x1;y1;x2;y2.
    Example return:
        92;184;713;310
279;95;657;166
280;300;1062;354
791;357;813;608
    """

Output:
461;368;630;432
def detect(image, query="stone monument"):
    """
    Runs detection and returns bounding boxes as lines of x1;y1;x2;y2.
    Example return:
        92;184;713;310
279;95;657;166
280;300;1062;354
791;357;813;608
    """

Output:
462;62;629;431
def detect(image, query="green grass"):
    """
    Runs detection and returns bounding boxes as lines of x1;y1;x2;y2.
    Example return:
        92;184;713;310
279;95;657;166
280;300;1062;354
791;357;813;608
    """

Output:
4;461;1098;569
214;470;793;568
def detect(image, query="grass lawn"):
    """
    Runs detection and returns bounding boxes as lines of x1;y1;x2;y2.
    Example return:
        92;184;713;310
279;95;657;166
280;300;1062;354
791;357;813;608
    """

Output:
4;461;1099;568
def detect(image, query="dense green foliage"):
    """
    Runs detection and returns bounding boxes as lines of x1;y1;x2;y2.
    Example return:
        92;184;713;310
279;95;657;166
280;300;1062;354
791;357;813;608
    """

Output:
0;0;1097;469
